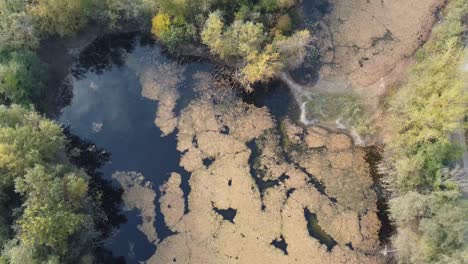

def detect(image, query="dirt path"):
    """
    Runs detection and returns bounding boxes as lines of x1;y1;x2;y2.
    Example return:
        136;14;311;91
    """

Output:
453;46;468;197
451;129;468;196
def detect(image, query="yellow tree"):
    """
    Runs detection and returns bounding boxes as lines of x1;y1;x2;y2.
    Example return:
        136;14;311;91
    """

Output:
151;13;171;38
241;44;282;86
201;11;226;58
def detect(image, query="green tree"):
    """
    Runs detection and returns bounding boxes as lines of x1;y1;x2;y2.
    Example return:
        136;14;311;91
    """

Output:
157;0;190;18
384;1;468;263
160;22;197;53
390;191;468;263
392;142;463;192
0;105;63;187
385;0;466;191
224;19;265;58
15;165;91;251
0;50;47;107
202;13;265;59
2;240;61;264
201;11;226;58
260;0;278;12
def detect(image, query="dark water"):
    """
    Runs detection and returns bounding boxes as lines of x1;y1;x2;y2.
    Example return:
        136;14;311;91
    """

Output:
57;3;395;262
60;34;213;263
304;208;337;251
60;33;296;263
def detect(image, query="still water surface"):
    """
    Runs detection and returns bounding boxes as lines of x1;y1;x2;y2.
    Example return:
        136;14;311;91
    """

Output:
60;33;295;263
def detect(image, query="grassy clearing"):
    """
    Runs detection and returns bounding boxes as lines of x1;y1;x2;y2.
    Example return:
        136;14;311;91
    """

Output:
304;92;374;136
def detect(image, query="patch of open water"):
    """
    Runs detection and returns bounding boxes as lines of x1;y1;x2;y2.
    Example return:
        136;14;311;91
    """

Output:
59;33;297;263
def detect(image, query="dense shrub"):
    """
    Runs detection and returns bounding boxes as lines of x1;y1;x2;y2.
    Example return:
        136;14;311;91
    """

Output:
161;22;197;53
0;0;39;52
103;0;158;29
28;0;93;36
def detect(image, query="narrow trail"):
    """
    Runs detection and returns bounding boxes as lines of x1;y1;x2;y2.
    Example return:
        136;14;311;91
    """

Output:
279;72;318;126
279;72;305;94
279;72;351;95
451;129;468;197
453;55;468;197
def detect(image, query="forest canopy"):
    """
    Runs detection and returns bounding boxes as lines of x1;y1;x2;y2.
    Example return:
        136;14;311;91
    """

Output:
384;0;468;262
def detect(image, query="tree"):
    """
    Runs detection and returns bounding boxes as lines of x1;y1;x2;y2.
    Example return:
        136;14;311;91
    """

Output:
392;142;462;192
2;240;61;264
241;44;281;85
27;0;92;36
0;50;47;106
160;22;197;53
383;1;468;263
0;106;98;263
202;14;266;60
152;13;171;38
159;0;309;89
104;0;158;29
0;0;39;52
15;165;92;252
0;105;63;187
390;191;468;263
274;29;311;69
385;0;466;191
277;0;296;9
201;11;226;58
224;20;265;58
157;0;190;18
260;0;278;12
274;14;292;35
0;198;11;248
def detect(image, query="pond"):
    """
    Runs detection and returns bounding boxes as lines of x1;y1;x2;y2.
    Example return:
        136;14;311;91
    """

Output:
59;33;297;263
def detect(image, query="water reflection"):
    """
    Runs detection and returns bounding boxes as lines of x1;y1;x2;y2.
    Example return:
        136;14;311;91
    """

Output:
60;34;215;263
72;32;141;77
65;129;126;236
64;129;127;263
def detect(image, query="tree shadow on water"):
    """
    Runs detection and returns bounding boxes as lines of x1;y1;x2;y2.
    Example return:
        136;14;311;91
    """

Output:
63;128;128;263
71;32;143;78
